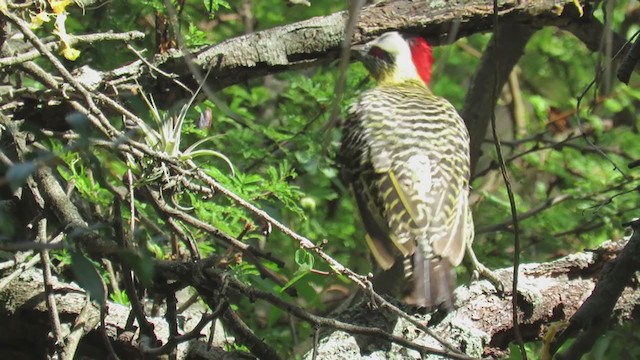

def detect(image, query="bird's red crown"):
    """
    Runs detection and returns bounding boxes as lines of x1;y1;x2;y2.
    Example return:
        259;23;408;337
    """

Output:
407;36;433;85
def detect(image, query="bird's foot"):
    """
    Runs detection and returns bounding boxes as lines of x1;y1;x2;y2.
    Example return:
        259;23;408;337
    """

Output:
466;243;506;294
472;261;506;294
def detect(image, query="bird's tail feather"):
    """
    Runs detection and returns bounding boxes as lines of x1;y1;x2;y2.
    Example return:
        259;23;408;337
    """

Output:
409;251;455;310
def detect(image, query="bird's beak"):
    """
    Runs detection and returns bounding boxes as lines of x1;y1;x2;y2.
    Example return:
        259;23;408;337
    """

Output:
350;43;369;61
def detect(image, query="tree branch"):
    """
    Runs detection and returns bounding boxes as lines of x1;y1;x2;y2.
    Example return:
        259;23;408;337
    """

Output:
16;0;593;102
463;21;535;175
301;238;639;359
551;220;640;359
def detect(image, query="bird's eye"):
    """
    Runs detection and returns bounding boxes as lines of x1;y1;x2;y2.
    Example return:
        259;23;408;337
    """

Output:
369;46;386;58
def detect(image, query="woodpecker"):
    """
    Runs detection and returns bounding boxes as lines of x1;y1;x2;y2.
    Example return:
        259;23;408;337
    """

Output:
341;32;472;309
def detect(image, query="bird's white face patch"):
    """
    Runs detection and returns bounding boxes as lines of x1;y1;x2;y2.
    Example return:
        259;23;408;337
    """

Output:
369;32;421;83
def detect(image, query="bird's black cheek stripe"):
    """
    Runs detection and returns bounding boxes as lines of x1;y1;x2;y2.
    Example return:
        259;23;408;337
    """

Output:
365;58;395;80
372;51;394;65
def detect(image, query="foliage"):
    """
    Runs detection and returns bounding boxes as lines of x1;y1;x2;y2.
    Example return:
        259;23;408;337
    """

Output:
1;0;639;359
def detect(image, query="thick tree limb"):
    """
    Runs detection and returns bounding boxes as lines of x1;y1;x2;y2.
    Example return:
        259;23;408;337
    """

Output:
300;239;639;359
551;220;640;359
3;238;629;359
160;0;588;91
0;267;250;360
52;0;596;99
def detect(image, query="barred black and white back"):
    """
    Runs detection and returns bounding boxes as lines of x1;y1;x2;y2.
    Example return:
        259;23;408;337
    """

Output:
341;32;473;309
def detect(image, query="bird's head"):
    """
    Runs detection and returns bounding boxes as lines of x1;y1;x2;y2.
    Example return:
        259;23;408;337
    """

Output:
351;31;433;86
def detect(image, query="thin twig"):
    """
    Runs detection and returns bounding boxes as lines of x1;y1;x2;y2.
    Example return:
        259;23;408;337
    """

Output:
322;0;365;147
126;44;192;93
476;194;571;234
222;306;281;360
490;2;526;358
574;27;633;179
99;298;121;360
178;262;475;359
143;302;229;356
113;198;157;343
0;31;145;66
0;252;41;292
176;293;200;314
102;259;121;295
38;218;65;354
0;241;64;251
0;251;33;271
165;290;179;359
166;217;201;259
60;299;100;360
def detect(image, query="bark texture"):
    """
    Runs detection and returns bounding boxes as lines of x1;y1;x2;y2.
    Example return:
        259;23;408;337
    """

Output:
89;0;598;97
0;266;248;360
1;240;637;359
303;239;639;359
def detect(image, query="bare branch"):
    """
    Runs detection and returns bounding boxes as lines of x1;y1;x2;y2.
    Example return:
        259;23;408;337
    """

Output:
0;31;144;66
552;220;640;359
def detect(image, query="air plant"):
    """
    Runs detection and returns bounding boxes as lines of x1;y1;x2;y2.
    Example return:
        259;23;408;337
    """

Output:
136;80;235;173
130;73;235;209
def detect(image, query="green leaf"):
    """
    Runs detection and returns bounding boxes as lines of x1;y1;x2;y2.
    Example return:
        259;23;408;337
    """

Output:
203;0;230;13
279;268;310;293
70;249;106;308
280;249;314;293
6;162;37;191
110;289;130;305
294;248;314;268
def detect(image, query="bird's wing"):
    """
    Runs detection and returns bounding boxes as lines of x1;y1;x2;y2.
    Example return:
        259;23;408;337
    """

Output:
427;105;471;267
430;179;469;266
368;148;428;256
339;116;404;270
351;176;399;270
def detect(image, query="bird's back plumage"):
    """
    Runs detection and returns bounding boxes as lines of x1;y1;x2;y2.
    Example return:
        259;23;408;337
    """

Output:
341;79;473;309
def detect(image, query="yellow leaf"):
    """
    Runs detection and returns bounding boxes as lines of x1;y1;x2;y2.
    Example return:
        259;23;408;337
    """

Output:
552;1;584;17
62;46;81;61
552;4;563;16
49;0;71;14
30;12;52;29
572;0;584;17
